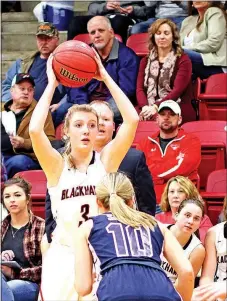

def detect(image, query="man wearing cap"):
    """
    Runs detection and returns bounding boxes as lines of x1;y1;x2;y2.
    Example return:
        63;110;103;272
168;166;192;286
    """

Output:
2;22;65;111
137;100;201;203
1;73;55;178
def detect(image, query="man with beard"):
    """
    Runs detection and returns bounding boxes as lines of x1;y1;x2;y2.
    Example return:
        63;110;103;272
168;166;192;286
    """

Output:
137;100;201;203
66;16;139;127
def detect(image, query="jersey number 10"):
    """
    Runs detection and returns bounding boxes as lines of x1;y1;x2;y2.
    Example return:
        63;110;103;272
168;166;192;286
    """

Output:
106;222;153;257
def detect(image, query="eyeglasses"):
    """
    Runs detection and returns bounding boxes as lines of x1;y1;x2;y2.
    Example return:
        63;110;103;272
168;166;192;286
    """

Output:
17;86;34;93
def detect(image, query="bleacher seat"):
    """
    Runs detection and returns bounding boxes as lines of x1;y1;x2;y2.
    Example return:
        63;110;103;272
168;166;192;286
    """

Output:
201;169;227;225
182;121;227;190
195;74;227;120
14;170;47;219
55;122;64;140
73;33;123;44
126;33;149;56
131;121;159;148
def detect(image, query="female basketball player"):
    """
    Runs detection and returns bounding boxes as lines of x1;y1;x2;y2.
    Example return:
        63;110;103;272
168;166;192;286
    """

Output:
73;172;194;301
161;199;205;284
199;197;227;286
29;52;139;301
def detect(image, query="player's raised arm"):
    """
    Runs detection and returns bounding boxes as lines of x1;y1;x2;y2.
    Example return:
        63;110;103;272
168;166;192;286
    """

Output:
29;55;63;186
159;223;194;301
93;51;139;172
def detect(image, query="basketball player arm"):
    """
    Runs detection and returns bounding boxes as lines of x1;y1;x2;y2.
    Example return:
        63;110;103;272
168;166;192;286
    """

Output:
160;223;194;301
29;55;63;186
189;245;205;279
74;221;93;297
199;228;217;285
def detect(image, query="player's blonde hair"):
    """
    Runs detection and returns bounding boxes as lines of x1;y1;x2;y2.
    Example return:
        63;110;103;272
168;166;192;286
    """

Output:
96;172;157;230
160;176;201;212
63;104;99;168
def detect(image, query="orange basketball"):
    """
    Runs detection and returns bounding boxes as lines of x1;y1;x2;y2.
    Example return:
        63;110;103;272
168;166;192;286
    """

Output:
52;40;97;88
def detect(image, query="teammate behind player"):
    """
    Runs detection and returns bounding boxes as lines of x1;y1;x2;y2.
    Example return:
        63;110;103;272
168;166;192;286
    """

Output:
161;198;205;285
73;172;194;301
29;51;139;300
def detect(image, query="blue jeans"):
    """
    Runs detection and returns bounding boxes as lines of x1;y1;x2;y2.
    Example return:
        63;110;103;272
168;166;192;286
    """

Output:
184;49;224;79
108;97;123;125
131;16;185;34
1;273;39;301
52;101;73;128
3;154;41;178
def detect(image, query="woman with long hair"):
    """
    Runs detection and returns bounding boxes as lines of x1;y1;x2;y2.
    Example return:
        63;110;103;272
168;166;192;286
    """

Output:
180;1;227;79
161;198;205;285
156;176;213;243
1;177;45;301
29;52;139;300
73;172;194;301
137;18;195;123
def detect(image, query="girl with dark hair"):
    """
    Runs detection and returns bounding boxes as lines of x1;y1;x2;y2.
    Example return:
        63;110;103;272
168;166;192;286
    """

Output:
180;1;227;79
1;177;45;301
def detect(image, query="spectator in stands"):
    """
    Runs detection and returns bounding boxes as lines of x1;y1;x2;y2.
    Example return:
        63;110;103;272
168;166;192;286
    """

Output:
131;1;188;34
180;1;227;80
199;219;227;286
67;1;153;43
1;73;55;178
1;177;45;301
156;176;213;244
137;100;201;203
2;22;68;127
45;100;157;243
137;19;196;123
62;16;139;127
161;198;205;285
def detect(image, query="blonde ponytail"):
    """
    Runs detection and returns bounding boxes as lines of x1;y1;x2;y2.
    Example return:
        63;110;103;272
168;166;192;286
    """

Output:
96;173;157;230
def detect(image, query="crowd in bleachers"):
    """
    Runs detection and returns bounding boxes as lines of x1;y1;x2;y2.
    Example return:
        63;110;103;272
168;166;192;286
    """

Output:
1;1;227;301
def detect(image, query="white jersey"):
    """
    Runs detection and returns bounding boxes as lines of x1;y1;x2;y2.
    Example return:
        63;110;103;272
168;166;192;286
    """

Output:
48;151;106;245
215;222;227;282
161;232;202;283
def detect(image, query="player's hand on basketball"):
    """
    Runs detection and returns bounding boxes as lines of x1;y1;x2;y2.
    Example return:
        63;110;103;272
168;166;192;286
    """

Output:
92;48;108;82
47;54;59;88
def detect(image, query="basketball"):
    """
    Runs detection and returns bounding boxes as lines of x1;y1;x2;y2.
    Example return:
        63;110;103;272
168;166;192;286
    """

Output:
52;40;97;88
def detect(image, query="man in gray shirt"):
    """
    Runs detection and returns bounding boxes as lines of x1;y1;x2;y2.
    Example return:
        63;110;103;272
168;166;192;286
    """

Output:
131;0;188;34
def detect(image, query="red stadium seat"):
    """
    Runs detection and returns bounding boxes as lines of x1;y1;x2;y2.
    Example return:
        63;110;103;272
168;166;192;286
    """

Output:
132;121;159;148
201;169;227;225
55;122;64;140
182;121;227;190
126;33;149;56
195;74;227;120
14;170;47;219
73;33;123;44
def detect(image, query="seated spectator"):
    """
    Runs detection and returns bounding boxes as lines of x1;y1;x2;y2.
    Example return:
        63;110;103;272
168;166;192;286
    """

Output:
1;177;45;301
199;220;227;286
67;1;152;43
180;1;227;80
137;19;196;123
131;0;188;34
161;199;205;284
45;100;157;243
1;73;55;178
156;176;213;244
62;16;139;127
137;100;201;202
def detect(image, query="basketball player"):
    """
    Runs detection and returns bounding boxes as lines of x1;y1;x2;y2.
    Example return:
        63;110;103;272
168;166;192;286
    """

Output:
73;172;194;301
161;199;205;284
29;51;139;301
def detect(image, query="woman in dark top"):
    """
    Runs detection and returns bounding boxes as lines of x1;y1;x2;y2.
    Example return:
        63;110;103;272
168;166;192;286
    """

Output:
1;177;45;301
137;18;196;123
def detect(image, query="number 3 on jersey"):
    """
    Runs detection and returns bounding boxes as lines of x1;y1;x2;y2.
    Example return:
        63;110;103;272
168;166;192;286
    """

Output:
78;204;90;226
106;223;153;257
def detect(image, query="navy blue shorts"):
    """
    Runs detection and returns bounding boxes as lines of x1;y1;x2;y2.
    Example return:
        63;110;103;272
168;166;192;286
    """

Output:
97;264;182;301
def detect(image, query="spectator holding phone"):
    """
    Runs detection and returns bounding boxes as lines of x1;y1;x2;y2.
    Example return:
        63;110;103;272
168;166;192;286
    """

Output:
1;177;45;301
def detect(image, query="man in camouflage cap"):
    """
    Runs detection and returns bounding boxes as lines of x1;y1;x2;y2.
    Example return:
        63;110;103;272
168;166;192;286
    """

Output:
2;22;63;113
